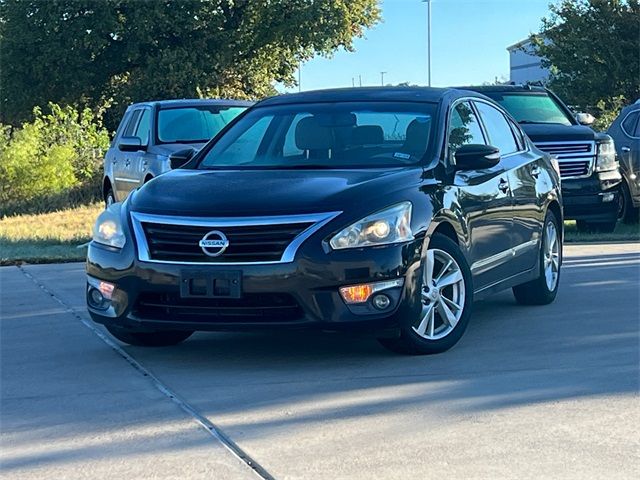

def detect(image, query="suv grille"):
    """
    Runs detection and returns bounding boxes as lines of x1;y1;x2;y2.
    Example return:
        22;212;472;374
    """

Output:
134;292;304;323
534;141;595;179
130;212;340;264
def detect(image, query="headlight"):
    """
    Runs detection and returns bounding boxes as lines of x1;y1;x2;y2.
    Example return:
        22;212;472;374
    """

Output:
92;204;126;248
330;202;414;250
595;141;618;172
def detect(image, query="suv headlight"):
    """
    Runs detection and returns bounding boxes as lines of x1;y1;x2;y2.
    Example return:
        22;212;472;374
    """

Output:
92;204;126;249
595;141;618;172
330;202;414;250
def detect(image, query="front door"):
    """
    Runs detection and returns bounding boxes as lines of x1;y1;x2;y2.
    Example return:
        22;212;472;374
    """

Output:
113;109;143;200
447;100;514;291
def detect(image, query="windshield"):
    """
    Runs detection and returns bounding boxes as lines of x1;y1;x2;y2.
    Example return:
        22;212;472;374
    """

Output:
157;105;247;144
198;102;437;169
483;93;574;126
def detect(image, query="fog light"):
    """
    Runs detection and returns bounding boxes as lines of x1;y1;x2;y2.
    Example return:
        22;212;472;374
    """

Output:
601;192;615;203
89;288;104;305
339;278;404;304
372;294;391;310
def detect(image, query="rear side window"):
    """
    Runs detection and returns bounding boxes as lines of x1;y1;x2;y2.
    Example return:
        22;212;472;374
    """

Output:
622;111;639;137
447;101;485;160
123;110;142;137
133;109;151;145
474;101;518;155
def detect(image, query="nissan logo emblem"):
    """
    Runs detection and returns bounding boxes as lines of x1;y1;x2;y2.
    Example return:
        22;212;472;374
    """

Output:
198;230;229;257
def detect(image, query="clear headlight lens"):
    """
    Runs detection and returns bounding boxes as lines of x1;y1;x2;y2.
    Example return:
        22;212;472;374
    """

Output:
330;202;414;250
595;141;618;172
92;204;126;248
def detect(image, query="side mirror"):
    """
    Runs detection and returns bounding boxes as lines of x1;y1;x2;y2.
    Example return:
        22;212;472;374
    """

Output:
169;147;196;169
576;112;595;126
454;144;501;171
118;136;145;152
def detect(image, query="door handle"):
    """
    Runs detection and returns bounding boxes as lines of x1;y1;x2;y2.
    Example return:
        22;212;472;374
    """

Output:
621;146;631;153
125;159;131;167
142;160;149;168
531;166;541;178
498;179;510;193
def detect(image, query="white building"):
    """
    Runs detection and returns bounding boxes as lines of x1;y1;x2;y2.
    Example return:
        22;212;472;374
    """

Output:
507;38;549;84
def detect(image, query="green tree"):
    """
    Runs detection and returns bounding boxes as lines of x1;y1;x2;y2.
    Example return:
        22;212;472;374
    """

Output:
0;0;380;128
532;0;640;126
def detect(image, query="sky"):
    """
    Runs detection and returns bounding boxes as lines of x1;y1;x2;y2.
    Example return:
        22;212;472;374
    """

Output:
280;0;552;92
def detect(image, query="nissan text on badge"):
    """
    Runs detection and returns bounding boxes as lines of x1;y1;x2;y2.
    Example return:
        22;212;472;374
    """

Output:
87;87;563;354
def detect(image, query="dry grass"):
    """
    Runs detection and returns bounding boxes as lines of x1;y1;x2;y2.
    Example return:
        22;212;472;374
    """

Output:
0;204;102;265
1;204;638;265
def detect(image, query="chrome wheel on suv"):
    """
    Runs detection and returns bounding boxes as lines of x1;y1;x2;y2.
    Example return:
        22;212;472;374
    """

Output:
413;248;466;340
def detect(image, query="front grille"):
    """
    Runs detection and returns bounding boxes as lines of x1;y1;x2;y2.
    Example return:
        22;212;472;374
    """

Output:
134;292;304;323
140;221;314;263
534;141;595;179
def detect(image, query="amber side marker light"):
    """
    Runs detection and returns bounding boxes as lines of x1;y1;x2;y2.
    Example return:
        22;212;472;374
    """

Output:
339;278;404;304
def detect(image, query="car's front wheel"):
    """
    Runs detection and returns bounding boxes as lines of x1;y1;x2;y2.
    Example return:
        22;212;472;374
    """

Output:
620;180;640;224
106;326;193;347
105;187;116;209
379;233;473;355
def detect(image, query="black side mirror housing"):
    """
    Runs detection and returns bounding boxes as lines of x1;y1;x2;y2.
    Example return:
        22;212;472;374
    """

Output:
169;147;196;169
118;136;146;152
454;144;501;171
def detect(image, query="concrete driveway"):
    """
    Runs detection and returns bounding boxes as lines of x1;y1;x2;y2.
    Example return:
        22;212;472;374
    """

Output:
1;243;639;479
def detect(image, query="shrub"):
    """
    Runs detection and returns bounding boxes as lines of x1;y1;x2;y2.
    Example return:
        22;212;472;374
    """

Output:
0;104;110;217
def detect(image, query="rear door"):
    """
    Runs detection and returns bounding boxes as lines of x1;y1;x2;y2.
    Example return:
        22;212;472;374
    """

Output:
113;109;142;199
473;100;542;273
447;100;514;291
128;107;153;186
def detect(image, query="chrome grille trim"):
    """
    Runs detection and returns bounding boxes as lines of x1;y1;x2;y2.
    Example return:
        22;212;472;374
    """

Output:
534;140;596;180
130;211;342;265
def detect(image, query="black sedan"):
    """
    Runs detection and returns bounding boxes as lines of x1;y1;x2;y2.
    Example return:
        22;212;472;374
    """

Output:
86;87;562;355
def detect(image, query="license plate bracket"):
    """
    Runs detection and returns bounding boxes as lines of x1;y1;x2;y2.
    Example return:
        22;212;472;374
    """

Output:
180;271;242;299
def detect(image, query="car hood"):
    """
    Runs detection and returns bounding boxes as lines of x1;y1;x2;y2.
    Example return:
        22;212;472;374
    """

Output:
129;167;427;217
148;143;206;156
521;123;596;143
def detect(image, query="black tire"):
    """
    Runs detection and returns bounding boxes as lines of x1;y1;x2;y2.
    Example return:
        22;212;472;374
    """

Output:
513;211;561;305
104;187;116;208
378;233;473;355
106;325;193;347
620;180;640;224
576;219;617;233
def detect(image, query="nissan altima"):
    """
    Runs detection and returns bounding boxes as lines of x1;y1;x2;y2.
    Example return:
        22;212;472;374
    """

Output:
87;87;562;354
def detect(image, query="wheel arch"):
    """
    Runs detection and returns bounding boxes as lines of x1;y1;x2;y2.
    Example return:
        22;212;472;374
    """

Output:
103;177;113;200
546;199;563;241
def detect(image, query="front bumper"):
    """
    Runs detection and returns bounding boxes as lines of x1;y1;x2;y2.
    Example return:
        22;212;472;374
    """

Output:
86;239;423;333
561;170;621;222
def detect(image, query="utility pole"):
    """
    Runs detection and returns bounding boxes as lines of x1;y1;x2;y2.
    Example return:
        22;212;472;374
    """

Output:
298;64;301;92
423;0;432;86
359;75;362;87
380;71;387;86
352;77;355;88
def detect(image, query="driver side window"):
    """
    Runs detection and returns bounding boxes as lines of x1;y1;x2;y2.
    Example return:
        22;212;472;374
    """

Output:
447;102;485;163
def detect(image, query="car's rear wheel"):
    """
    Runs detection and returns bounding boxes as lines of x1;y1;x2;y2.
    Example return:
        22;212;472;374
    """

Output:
379;233;473;355
619;180;640;224
513;211;561;305
105;187;115;208
106;326;193;347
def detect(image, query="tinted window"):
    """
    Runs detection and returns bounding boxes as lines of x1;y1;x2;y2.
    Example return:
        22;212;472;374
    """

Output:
475;102;518;155
486;92;573;126
622;111;639;137
133;109;151;145
123;110;142;137
157;106;247;143
198;102;437;169
448;101;485;160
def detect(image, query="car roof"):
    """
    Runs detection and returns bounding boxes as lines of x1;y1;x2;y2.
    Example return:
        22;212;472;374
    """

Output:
456;84;549;94
128;98;255;109
255;86;487;107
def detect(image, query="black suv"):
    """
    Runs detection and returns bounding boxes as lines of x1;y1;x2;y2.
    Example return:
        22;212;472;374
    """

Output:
463;85;622;232
87;87;562;355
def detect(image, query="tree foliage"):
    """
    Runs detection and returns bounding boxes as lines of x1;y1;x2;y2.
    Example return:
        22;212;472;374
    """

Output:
0;0;380;128
532;0;640;122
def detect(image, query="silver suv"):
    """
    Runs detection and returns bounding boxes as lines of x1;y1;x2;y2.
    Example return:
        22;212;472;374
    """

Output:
103;99;252;205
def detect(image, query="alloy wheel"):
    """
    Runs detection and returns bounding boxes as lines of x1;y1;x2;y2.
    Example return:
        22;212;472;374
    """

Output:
543;222;560;291
413;248;466;340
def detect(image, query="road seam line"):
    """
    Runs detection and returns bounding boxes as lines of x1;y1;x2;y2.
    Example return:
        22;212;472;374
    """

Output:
17;265;275;480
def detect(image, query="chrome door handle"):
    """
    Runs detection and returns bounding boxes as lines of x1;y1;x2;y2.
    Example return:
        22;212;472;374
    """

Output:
621;146;631;153
498;179;510;193
531;166;541;178
125;159;131;166
142;160;149;168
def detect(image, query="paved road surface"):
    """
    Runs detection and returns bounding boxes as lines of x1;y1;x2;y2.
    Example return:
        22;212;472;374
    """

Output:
1;243;639;479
